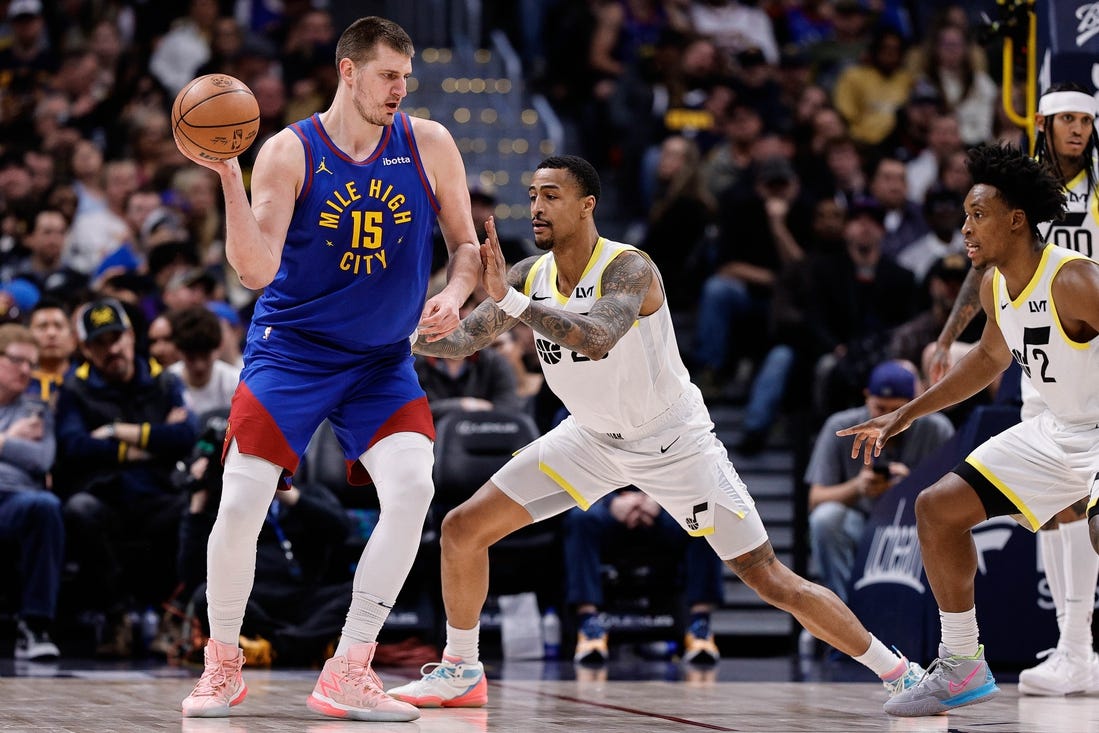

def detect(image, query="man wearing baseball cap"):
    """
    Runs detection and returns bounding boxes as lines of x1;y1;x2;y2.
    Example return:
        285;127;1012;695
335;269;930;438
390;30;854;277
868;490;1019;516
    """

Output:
55;298;198;656
805;360;954;604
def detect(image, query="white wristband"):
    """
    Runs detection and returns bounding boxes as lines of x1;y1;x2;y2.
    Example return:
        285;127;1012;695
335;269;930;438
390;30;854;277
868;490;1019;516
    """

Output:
495;287;531;318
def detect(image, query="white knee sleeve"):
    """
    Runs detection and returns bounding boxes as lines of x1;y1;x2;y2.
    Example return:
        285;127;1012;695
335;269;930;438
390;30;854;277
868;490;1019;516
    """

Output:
205;441;282;644
339;432;434;645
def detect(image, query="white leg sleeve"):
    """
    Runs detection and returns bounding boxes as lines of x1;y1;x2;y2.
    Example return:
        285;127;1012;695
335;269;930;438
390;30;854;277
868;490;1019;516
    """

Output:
1060;519;1098;652
338;432;434;647
205;441;282;644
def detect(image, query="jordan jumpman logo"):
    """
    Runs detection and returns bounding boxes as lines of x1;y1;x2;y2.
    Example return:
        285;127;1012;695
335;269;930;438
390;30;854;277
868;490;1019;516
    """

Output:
316;156;333;175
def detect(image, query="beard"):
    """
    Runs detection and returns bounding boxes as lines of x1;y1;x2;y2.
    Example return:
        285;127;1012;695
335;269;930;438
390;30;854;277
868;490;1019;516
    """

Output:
353;95;395;127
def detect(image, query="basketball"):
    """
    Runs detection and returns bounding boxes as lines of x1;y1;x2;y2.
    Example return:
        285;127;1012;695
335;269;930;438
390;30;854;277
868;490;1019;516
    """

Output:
172;74;260;162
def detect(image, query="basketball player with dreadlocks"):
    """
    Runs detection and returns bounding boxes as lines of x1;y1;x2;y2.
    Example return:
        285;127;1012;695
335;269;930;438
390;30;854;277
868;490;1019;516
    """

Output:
927;84;1099;697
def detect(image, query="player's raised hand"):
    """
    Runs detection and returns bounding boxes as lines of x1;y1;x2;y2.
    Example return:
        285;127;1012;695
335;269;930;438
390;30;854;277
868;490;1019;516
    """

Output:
480;216;508;301
835;410;914;465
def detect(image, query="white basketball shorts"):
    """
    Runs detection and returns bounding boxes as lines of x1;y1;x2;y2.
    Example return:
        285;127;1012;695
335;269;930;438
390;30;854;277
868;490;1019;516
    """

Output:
964;410;1099;531
491;399;769;560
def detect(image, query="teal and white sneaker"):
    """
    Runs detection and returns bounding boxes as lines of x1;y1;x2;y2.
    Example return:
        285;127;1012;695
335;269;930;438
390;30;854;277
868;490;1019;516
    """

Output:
883;644;999;717
882;656;925;698
387;657;487;708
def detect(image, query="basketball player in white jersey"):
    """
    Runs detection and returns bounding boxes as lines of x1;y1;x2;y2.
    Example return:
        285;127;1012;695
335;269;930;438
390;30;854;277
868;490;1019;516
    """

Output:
926;84;1099;696
840;143;1099;716
386;155;925;712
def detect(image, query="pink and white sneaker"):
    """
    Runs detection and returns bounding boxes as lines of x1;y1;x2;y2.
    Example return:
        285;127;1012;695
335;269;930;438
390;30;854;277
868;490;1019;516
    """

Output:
306;642;421;722
181;639;247;717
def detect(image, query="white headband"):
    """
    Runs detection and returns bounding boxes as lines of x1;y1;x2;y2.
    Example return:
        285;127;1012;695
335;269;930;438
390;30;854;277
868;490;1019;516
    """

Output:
1038;91;1098;117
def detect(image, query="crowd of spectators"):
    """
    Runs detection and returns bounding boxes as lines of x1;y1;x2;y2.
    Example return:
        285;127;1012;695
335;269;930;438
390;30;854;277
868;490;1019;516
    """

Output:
0;0;1016;664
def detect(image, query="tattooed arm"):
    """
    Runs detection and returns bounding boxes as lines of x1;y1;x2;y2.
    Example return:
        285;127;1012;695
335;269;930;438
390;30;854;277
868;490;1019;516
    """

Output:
412;258;535;358
518;251;651;360
927;266;986;383
479;218;652;361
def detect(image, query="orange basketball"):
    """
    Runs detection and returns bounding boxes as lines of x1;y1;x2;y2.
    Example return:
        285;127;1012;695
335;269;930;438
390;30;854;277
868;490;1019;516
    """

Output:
172;74;260;162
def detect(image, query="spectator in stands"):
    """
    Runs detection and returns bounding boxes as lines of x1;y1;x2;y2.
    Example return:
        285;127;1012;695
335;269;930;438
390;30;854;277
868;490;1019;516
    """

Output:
641;134;717;310
692;155;812;397
67;159;138;276
0;0;56;148
806;197;918;417
565;487;725;666
869;156;929;260
147;0;219;97
26;298;76;407
833;26;912;148
819;135;867;210
905;113;964;205
807;0;872;92
913;22;997;146
168;306;240;415
206;301;245;368
896;187;966;284
4;207;88;302
162;267;215;313
734;197;848;455
806;360;954;602
56;298;196;656
148;314;182;369
0;323;63;661
702;99;763;201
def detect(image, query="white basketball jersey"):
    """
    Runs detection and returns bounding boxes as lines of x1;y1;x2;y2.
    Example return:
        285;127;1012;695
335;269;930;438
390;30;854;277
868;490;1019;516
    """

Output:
1038;164;1099;260
1022;163;1098;417
994;244;1099;426
523;238;697;434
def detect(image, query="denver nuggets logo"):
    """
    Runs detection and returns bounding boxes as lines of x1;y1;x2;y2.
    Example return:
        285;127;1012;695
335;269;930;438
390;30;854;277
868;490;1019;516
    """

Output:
535;338;561;365
89;305;118;327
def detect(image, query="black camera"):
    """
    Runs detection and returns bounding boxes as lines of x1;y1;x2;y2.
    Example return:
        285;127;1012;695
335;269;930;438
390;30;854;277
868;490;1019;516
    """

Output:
170;414;229;495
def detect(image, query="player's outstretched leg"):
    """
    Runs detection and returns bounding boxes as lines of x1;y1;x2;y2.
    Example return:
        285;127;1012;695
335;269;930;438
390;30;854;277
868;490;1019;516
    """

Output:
306;642;421;721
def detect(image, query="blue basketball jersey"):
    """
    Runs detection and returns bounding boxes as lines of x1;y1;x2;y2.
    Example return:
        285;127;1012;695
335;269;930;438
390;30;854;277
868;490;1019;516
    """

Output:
250;112;439;350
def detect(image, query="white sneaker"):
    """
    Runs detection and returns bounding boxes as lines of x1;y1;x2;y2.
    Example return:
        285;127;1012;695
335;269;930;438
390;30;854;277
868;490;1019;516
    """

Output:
1087;651;1099;695
387;657;487;708
1018;648;1094;696
14;619;59;661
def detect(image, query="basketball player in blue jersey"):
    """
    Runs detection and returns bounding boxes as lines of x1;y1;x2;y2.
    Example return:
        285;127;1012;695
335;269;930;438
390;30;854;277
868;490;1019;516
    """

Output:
840;143;1099;716
928;84;1099;697
386;155;926;711
173;17;482;722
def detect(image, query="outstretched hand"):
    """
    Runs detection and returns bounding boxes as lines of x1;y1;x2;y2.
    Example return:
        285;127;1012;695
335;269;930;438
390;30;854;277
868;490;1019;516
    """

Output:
480;216;508;301
835;410;913;465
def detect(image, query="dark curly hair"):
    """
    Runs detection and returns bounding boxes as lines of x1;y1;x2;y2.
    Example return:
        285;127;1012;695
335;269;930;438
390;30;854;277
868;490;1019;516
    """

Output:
536;155;601;202
966;143;1066;238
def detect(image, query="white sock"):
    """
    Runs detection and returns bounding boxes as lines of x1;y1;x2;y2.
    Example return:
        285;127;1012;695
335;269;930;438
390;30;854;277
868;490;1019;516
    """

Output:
443;622;480;664
940;608;980;657
1039;527;1066;633
1060;519;1098;656
206;443;281;645
335;591;392;655
853;634;905;678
